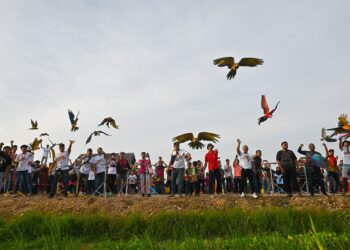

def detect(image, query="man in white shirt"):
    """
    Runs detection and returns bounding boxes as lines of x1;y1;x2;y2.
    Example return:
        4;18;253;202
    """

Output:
78;148;93;195
40;143;51;165
13;145;33;196
236;139;257;198
49;140;74;198
168;142;191;197
339;138;350;194
92;147;106;196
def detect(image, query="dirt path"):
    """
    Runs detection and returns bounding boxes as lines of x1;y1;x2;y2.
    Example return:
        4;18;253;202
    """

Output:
0;194;349;218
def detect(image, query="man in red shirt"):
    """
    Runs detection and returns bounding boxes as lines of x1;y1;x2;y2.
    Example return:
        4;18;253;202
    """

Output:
204;143;222;195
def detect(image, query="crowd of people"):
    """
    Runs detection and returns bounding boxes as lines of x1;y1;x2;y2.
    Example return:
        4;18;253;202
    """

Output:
0;138;349;198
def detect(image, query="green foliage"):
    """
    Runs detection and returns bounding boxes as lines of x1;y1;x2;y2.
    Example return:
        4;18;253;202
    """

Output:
0;209;348;249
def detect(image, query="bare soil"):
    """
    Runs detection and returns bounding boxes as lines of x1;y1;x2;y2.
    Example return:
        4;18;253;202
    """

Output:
0;194;349;218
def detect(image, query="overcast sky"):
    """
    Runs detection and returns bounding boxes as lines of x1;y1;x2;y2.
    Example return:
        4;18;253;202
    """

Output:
0;1;349;163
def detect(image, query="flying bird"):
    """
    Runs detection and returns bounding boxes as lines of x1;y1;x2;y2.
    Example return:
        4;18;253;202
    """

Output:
327;114;350;136
40;133;49;137
213;57;263;80
29;120;38;130
172;132;220;150
86;131;111;145
30;138;42;151
68;110;79;132
321;128;337;142
98;117;119;129
258;95;280;125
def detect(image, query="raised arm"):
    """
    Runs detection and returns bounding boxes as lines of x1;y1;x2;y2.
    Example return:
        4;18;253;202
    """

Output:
322;143;329;157
339;138;343;151
67;140;74;155
236;139;241;155
297;144;307;155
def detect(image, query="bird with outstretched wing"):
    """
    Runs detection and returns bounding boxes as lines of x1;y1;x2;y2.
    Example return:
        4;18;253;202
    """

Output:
40;133;49;137
258;95;280;125
30;138;42;151
327;114;350;136
172;132;220;150
29;120;38;130
86;131;111;144
68;109;79;132
213;57;263;80
98;117;119;129
321;128;337;142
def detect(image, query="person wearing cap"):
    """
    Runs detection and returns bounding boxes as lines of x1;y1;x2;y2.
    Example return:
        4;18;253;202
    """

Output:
236;139;257;198
49;141;74;198
204;143;222;195
13;144;33;196
339;138;350;194
276;141;302;197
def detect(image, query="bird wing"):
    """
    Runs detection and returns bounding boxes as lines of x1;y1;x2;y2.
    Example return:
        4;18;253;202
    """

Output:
261;95;270;115
51;148;56;161
197;132;220;143
30;119;35;128
68;110;75;124
97;131;111;136
238;58;264;67
188;141;205;150
98;118;109;126
338;114;349;127
213;57;235;68
269;101;280;115
321;128;326;139
172;133;195;143
86;133;94;144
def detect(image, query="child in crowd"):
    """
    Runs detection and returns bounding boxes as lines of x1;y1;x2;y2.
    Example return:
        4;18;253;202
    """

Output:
128;170;137;194
69;170;77;194
185;161;195;195
88;169;95;195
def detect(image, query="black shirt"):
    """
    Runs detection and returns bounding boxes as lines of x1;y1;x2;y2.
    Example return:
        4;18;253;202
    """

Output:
0;151;12;172
276;150;297;168
253;156;262;172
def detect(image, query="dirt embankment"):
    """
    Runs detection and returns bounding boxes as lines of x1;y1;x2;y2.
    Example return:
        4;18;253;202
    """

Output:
0;194;349;218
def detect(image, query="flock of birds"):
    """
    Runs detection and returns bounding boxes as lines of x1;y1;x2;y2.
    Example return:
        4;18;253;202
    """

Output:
28;112;119;151
25;56;349;152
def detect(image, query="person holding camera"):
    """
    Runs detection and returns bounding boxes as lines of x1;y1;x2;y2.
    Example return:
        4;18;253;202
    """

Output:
276;141;301;197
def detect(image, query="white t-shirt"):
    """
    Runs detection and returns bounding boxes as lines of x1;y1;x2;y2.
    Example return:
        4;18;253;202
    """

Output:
341;147;350;165
224;164;233;178
239;152;253;170
107;160;117;175
16;152;33;172
128;174;137;184
88;170;95;180
79;156;92;175
172;149;187;169
93;154;106;174
42;147;50;158
55;151;70;171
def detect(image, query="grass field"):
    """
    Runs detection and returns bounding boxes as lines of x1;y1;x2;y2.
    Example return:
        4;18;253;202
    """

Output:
0;208;349;249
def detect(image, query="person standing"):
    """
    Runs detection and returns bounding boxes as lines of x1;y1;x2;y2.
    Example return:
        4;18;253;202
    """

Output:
107;153;118;194
49;141;74;198
253;150;263;194
13;145;33;196
236;139;257;198
339;139;350;195
92;147;106;196
116;152;130;194
204;143;221;195
0;144;12;194
298;143;328;196
155;157;166;194
224;159;233;193
138;152;152;197
276;141;302;197
323;143;341;194
79;148;93;195
169;142;189;197
40;143;51;165
233;157;241;194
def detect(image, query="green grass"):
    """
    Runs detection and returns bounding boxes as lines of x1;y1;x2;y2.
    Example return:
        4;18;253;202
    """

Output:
0;209;349;249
